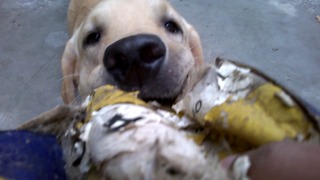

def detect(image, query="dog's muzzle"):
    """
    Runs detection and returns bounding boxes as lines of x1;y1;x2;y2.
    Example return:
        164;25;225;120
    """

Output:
103;34;166;88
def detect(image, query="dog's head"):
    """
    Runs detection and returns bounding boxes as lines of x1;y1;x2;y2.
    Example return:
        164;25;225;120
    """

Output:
61;0;203;105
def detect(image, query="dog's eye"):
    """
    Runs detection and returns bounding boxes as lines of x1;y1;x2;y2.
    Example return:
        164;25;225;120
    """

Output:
84;32;101;46
164;21;181;34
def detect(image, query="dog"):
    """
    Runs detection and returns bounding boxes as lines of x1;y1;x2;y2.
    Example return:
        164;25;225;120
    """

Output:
61;0;204;105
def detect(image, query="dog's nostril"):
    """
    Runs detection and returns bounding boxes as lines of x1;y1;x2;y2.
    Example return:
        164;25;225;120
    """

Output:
106;53;128;70
105;56;116;70
140;43;165;64
116;54;130;73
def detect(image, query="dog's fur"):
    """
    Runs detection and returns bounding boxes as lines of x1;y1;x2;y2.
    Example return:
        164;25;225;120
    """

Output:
61;0;203;104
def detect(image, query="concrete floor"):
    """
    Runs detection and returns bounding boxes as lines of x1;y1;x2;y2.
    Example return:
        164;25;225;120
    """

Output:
0;0;319;129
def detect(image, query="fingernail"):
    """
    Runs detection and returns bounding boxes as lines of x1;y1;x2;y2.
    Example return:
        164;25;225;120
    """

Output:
220;155;238;170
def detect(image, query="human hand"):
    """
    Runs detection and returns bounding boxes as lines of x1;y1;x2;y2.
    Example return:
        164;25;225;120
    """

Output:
222;140;320;180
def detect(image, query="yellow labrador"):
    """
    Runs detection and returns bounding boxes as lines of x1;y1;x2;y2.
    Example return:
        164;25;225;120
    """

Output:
61;0;203;105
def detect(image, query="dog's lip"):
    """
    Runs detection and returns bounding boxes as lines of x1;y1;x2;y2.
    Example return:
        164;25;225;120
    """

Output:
110;66;206;107
105;84;176;106
140;96;178;106
109;69;196;106
115;82;181;106
137;80;186;106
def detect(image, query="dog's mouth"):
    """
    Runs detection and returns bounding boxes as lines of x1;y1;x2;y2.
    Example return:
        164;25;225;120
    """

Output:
137;74;194;106
141;65;209;106
112;66;207;107
105;83;178;106
141;96;178;106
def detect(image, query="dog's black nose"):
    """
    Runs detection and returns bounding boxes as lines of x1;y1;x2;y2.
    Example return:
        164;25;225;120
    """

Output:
103;34;166;87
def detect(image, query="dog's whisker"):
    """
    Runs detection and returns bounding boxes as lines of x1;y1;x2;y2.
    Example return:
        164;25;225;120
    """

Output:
70;94;83;105
59;87;84;105
37;72;90;92
28;73;92;107
56;73;90;83
189;42;201;50
191;55;203;62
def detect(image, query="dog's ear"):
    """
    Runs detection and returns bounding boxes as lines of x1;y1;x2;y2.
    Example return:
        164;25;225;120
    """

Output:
186;24;204;65
61;38;78;104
